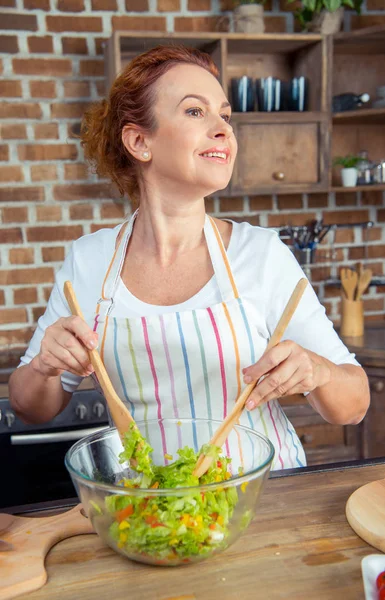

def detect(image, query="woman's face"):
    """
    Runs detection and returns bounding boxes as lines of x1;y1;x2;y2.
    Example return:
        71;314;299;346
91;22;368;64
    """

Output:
146;63;237;197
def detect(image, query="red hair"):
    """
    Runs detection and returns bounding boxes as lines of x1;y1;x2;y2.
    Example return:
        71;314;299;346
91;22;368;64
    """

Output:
80;45;219;200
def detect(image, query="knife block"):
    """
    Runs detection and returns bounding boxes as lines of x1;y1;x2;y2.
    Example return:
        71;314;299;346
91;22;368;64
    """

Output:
340;296;364;337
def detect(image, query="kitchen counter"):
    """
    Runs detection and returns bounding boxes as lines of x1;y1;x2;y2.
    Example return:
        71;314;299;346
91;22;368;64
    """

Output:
340;321;385;368
10;459;385;600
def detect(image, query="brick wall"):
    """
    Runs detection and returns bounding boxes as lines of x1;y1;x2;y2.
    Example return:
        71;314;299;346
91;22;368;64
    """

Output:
1;0;385;357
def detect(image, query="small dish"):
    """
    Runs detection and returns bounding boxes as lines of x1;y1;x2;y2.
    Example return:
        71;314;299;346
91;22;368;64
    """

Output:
362;554;385;600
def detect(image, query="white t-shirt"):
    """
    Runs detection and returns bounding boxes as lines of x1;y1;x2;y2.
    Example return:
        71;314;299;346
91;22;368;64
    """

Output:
20;219;359;392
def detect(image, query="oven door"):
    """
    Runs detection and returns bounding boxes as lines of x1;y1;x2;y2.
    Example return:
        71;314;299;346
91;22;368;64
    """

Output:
0;425;107;510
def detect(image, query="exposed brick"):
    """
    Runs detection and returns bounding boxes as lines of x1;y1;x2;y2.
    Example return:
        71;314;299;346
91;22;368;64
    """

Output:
124;0;148;9
64;80;91;99
46;15;103;32
157;0;180;9
95;37;108;55
315;247;344;263
0;308;28;325
69;203;93;219
42;246;65;262
27;225;83;242
43;286;53;301
0;103;42;119
0;35;18;53
112;16;166;30
79;59;104;77
279;0;300;9
0;290;4;305
0;328;35;346
219;197;243;212
24;0;50;8
33;306;46;321
366;0;385;7
0;228;22;244
366;227;382;242
2;13;37;30
324;285;341;299
0;145;9;161
277;194;303;210
310;266;331;282
174;16;228;31
361;190;384;206
53;183;112;200
323;209;370;225
64;163;88;179
0;0;16;7
91;222;120;232
0;166;23;183
100;202;126;219
50;102;90;118
308;193;329;208
364;262;384;276
31;164;58;181
18;144;78;161
95;80;105;97
267;212;316;227
364;298;384;312
222;215;259;226
365;314;385;322
58;0;85;10
92;0;117;9
2;207;28;223
29;80;56;98
335;191;357;206
378;209;385;222
264;16;286;32
13;58;72;76
34;123;59;140
334;228;354;244
27;36;53;54
205;197;214;213
36;205;62;221
187;0;210;9
249;195;273;211
351;15;385;29
9;248;34;265
0;187;44;202
62;37;88;55
1;124;27;140
0;80;22;97
368;245;385;259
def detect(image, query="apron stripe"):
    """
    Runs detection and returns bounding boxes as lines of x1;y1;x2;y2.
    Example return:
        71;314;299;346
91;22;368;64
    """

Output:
159;315;183;449
126;319;150;439
176;312;198;452
267;402;285;469
221;301;246;470
192;310;214;438
113;318;135;417
207;307;230;458
141;317;168;457
273;400;293;467
100;315;109;362
208;216;239;300
279;405;304;468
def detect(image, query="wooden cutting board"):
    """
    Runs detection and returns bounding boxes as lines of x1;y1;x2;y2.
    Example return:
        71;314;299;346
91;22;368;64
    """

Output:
346;477;385;553
0;504;95;600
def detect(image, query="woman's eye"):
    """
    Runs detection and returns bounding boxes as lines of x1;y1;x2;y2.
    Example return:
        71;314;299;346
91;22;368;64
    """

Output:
186;107;203;118
221;114;231;123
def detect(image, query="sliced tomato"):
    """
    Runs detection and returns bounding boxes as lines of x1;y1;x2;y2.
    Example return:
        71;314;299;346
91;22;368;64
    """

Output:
379;585;385;600
115;503;134;522
377;572;385;590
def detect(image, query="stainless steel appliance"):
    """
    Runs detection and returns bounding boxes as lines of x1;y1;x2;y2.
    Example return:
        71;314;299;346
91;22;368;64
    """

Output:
0;389;109;510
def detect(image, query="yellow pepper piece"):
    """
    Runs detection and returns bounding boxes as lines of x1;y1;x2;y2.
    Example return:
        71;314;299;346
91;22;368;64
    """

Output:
117;541;124;549
241;481;249;493
217;515;224;526
118;520;130;530
164;453;173;460
196;515;203;524
119;533;128;543
169;538;178;545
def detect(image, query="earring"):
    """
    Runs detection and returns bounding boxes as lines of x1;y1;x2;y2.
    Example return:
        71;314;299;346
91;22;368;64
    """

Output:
143;151;149;160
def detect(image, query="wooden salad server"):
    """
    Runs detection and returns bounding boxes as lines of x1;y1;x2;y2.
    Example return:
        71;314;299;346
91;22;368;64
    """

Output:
193;278;308;479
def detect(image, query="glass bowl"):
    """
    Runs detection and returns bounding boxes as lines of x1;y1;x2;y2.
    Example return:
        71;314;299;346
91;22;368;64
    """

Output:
65;418;274;566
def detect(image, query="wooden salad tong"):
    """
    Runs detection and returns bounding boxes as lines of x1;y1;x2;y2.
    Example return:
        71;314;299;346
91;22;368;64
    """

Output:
193;278;308;478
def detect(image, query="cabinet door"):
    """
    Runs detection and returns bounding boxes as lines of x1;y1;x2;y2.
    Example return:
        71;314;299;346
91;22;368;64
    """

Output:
231;121;321;193
362;368;385;459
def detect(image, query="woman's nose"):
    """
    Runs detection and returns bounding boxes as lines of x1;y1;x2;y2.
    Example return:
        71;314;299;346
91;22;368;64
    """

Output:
210;118;233;139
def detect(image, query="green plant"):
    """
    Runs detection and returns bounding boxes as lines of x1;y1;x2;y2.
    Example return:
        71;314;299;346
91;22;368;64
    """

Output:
287;0;363;29
333;154;360;169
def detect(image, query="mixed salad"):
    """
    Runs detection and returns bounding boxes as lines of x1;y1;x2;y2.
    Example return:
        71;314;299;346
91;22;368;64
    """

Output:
90;424;251;565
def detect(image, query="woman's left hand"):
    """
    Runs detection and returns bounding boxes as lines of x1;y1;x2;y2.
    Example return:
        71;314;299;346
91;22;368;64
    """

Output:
242;340;331;411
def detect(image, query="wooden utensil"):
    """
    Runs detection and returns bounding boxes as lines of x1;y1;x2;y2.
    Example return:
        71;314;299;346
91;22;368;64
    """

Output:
346;478;385;553
0;504;95;600
340;268;358;301
63;281;135;442
355;267;372;300
193;278;308;479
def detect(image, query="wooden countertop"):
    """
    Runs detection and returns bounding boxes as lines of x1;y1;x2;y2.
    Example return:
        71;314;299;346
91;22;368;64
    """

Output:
14;461;385;600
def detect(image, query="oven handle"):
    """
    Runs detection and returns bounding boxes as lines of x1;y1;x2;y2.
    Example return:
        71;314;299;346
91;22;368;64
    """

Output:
10;426;108;445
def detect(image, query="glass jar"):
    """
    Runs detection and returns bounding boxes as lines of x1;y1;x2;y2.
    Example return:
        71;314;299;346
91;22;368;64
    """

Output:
356;150;373;185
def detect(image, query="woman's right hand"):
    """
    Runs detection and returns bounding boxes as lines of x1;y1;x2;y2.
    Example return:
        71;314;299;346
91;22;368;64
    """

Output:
31;316;99;379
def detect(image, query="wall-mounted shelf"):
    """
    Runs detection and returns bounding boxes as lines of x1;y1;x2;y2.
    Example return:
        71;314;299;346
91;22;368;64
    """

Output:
331;184;385;193
333;108;385;125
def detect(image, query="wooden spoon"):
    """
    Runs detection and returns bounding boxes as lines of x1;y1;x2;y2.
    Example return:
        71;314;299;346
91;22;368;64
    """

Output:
63;281;136;443
355;267;372;300
193;278;308;479
340;267;358;301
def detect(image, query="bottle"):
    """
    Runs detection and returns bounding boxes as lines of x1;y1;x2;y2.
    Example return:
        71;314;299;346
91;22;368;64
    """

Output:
332;93;370;113
356;150;373;185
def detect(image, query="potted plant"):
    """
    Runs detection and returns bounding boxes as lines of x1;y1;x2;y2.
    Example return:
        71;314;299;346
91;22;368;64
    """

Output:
333;154;360;187
233;0;265;33
287;0;363;34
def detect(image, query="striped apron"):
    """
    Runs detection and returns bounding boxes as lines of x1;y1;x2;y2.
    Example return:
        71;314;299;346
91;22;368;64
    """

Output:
92;211;306;470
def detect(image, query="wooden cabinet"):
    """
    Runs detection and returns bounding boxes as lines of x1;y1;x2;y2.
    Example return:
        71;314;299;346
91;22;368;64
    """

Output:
360;367;385;459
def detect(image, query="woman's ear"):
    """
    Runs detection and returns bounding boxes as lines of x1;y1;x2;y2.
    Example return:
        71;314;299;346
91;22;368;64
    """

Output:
122;125;151;162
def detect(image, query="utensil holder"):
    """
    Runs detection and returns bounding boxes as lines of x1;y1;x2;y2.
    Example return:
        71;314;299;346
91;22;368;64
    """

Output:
340;296;364;337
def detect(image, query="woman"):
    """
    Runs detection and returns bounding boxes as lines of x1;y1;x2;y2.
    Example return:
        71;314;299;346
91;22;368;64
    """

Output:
9;45;369;470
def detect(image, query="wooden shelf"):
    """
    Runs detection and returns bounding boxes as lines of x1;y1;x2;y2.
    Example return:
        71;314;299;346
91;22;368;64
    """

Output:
331;184;385;193
232;111;327;123
333;108;385;125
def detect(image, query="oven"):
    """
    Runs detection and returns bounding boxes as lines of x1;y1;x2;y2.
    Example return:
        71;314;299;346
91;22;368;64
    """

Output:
0;389;109;510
